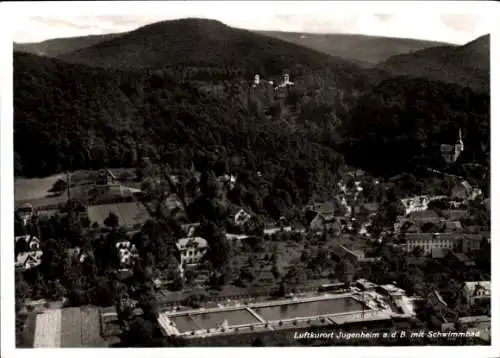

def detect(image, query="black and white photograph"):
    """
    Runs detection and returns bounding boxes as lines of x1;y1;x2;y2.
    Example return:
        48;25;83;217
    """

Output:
0;1;497;356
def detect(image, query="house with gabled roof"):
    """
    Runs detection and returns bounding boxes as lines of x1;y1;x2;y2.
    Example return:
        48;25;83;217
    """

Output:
443;220;463;232
462;281;490;307
304;201;337;231
442;209;468;221
15;235;40;251
234;208;252;226
408;210;441;223
444;251;475;270
462;233;489;252
115;241;139;269
16;251;43;271
451;181;482;201
95;168;119;185
175;236;208;275
16;203;34;225
181;222;201;237
431;248;450;259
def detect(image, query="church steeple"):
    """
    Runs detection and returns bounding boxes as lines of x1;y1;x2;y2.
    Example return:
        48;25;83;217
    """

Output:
456;128;464;152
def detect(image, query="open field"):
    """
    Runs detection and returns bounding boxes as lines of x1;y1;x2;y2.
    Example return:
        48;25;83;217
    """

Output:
33;309;62;347
15;174;65;201
14;168;140;209
16;313;37;348
87;202;151;228
30;306;111;348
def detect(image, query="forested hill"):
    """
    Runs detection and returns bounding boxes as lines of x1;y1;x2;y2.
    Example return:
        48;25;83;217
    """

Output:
340;76;490;175
56;18;377;77
376;34;490;93
14;52;344;191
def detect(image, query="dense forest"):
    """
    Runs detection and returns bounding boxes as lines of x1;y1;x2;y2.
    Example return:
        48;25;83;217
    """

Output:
340;76;490;175
14;19;490;183
14;50;490;184
14;52;345;195
377;34;490;93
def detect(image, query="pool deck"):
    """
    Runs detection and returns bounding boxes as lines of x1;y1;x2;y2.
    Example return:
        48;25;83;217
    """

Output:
158;293;394;338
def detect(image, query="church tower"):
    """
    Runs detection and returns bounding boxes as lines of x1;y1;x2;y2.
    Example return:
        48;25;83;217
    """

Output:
454;128;464;161
440;128;464;164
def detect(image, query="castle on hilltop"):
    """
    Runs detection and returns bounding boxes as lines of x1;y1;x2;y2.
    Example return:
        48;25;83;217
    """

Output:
440;129;464;164
249;71;294;90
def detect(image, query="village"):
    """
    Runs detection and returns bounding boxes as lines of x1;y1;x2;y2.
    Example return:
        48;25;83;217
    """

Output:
14;151;491;347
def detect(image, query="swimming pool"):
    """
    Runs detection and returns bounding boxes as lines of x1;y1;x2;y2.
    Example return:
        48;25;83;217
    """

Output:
170;308;260;332
253;297;365;321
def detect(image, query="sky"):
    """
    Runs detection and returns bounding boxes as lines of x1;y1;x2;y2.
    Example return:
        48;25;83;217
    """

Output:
6;1;496;45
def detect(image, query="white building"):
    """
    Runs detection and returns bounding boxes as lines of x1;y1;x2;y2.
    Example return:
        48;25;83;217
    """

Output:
402;233;461;255
234;209;252;226
15;251;43;271
401;196;430;215
115;241;139;267
16;203;34;225
440;129;464;164
463;281;490;306
176;237;208;267
400;195;447;215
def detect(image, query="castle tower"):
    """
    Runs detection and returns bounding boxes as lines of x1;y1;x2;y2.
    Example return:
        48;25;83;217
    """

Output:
253;74;260;86
282;72;290;85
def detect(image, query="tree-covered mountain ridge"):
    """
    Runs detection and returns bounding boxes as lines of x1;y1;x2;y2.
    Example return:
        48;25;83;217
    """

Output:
15;49;489;183
377;34;490;92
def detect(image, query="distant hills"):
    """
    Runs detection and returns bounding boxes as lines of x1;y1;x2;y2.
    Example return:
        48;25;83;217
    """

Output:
377;34;490;92
13;18;490;179
256;31;449;68
53;18;366;74
14;18;489;93
14;33;121;57
15;22;448;69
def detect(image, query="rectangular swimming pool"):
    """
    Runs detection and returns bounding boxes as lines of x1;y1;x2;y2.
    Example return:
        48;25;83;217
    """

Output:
170;308;260;332
253;297;366;322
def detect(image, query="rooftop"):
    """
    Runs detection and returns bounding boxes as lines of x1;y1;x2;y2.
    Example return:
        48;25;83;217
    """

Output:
448;252;473;264
408;210;440;221
458;315;490;324
307;201;335;215
463;281;490;297
431;248;450;259
176;236;208;250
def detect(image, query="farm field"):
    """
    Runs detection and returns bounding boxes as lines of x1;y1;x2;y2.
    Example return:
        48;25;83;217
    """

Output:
87;202;151;228
31;307;110;347
15;174;65;202
33;309;62;347
14;168;140;209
